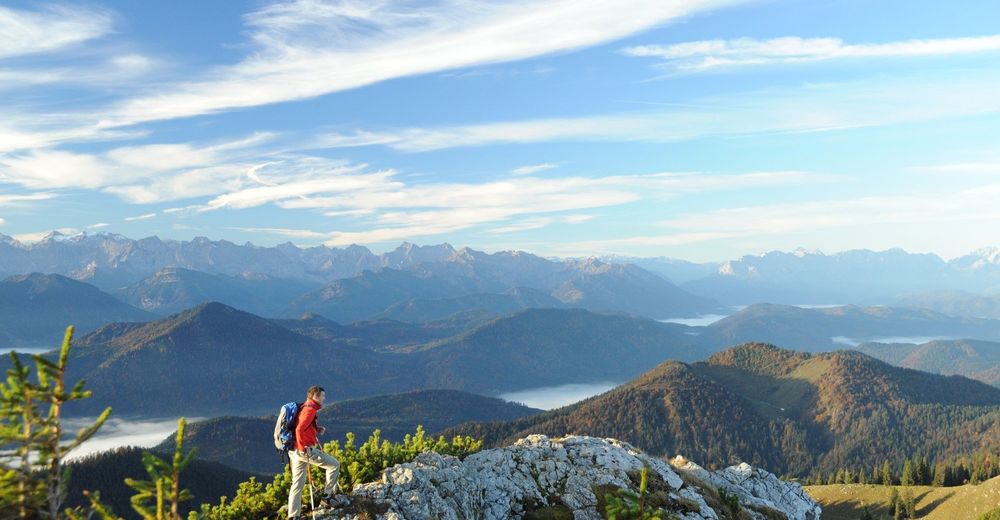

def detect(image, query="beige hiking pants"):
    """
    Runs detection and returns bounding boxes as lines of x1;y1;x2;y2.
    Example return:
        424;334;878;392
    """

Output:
287;446;341;518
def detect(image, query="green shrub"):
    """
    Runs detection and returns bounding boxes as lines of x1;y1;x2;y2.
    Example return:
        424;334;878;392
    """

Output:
193;426;482;520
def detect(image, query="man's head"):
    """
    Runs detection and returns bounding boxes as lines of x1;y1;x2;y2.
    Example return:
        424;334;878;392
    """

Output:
307;385;326;405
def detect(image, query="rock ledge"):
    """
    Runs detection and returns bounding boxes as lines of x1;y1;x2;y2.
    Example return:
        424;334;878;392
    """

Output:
321;435;820;520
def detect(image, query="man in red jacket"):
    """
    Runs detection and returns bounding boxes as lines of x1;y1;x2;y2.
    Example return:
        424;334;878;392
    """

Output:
287;386;346;519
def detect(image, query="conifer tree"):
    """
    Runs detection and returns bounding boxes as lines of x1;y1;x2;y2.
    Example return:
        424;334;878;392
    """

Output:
900;460;914;486
125;418;195;519
932;463;947;487
881;460;894;486
919;457;931;485
0;326;111;519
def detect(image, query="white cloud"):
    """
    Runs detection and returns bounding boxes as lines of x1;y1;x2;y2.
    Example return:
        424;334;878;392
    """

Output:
0;134;276;202
0;193;56;204
0;120;147;155
623;34;1000;72
0;53;157;91
124;213;157;222
198;165;822;246
197;162;398;211
0;4;112;59
226;226;329;239
489;214;593;234
101;0;742;126
511;163;559;175
88;222;110;229
0;218;4;225
316;71;1000;152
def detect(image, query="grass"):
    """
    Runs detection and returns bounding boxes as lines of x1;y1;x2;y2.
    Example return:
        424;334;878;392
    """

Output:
805;476;1000;519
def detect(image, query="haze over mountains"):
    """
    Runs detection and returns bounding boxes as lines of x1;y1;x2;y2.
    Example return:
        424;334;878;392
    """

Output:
20;302;709;417
611;247;1000;306
0;273;153;346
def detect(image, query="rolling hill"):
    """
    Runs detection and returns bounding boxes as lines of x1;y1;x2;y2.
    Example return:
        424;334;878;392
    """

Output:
411;307;706;393
114;267;319;316
53;302;417;416
854;338;1000;387
444;342;1000;477
378;286;565;322
0;273;153;347
697;303;1000;351
896;289;1000;319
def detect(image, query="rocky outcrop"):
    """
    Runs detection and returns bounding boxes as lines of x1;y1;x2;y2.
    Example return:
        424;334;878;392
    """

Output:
319;435;820;520
671;456;821;520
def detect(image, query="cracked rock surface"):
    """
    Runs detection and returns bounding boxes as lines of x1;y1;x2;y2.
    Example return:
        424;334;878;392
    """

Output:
316;435;821;520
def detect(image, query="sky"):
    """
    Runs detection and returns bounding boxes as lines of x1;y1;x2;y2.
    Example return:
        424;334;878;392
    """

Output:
1;0;999;262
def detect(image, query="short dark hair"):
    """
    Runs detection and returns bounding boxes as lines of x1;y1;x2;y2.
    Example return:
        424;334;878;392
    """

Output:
307;386;325;399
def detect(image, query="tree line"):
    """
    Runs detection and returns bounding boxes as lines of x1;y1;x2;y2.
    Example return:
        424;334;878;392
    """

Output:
801;452;999;487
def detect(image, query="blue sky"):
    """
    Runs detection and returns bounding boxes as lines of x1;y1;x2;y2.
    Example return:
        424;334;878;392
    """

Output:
1;0;1000;262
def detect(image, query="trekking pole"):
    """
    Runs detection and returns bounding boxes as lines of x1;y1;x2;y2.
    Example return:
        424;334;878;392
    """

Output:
307;466;316;519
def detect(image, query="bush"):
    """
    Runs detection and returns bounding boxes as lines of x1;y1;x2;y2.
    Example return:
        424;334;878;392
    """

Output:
193;426;482;520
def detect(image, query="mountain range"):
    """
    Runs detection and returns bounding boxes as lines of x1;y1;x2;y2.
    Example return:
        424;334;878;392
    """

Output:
17;302;708;417
9;231;1000;315
0;232;720;318
612;247;1000;305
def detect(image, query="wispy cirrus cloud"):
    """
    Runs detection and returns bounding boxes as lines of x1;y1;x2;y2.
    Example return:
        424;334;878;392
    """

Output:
623;34;1000;73
124;213;157;222
0;193;57;204
488;214;593;234
100;0;743;126
0;133;276;202
0;4;112;59
316;70;1000;152
212;167;827;246
511;163;559;175
0;53;156;91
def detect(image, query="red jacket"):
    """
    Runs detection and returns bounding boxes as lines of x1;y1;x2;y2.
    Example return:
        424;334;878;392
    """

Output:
294;398;322;451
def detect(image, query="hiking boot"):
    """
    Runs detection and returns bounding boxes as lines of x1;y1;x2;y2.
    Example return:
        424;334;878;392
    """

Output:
318;493;351;508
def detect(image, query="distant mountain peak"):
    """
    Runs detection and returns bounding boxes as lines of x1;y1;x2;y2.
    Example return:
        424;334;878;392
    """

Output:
792;247;824;257
967;246;1000;265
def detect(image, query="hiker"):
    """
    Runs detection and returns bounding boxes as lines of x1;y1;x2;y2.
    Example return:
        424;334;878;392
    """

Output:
287;385;347;519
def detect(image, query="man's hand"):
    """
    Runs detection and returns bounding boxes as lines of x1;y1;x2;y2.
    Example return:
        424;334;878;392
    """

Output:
318;426;326;435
